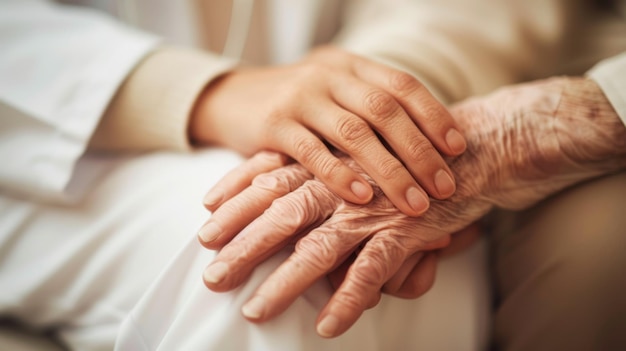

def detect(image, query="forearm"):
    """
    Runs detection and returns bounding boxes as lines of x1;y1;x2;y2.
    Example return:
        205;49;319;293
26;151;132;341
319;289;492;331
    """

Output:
555;78;626;171
443;77;626;222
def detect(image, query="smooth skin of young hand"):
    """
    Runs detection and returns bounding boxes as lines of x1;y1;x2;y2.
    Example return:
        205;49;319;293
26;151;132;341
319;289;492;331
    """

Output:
189;46;466;218
199;77;626;338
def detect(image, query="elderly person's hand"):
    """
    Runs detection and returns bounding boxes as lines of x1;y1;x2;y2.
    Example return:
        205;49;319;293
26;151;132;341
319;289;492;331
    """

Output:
190;46;466;217
199;77;626;337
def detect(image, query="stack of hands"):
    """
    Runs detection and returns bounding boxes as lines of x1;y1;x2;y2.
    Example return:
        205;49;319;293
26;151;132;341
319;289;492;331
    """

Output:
192;48;626;338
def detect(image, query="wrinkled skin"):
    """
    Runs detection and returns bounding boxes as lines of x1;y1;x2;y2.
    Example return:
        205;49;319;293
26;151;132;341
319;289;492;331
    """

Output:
199;77;626;338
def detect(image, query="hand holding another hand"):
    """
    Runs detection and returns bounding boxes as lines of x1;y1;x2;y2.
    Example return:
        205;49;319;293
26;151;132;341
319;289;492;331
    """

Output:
190;46;466;216
198;77;626;338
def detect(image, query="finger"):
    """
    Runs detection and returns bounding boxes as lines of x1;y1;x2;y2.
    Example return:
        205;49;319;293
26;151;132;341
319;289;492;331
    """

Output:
385;252;438;299
351;58;467;156
238;220;369;322
382;235;451;298
315;231;411;338
203;151;290;211
303;103;430;216
439;222;483;258
328;76;457;200
203;180;342;292
273;121;373;204
382;252;424;295
198;164;313;248
327;253;356;291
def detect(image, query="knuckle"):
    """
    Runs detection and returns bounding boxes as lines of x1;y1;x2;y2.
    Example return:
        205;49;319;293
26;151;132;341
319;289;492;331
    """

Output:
389;71;420;96
294;235;338;271
251;172;290;194
316;157;345;181
406;139;437;164
293;138;324;165
219;201;248;222
254;150;288;166
334;288;368;313
420;103;449;127
264;196;309;234
352;255;389;288
275;164;314;190
352;238;407;286
364;89;398;121
335;116;370;144
251;164;313;195
377;158;405;181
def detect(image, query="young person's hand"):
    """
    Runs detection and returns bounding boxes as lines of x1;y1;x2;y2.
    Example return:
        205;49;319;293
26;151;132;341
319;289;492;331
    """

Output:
190;46;466;216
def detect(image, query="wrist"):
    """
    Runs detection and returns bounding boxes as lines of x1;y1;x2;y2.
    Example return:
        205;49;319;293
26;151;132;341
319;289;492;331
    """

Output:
445;77;625;214
554;77;626;171
189;70;240;147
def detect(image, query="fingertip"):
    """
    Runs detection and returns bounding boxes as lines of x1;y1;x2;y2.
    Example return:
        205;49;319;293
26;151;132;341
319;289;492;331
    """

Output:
317;314;340;338
197;221;222;248
433;169;456;199
350;180;373;203
405;186;430;216
242;296;267;321
203;189;224;211
203;261;229;288
445;128;467;155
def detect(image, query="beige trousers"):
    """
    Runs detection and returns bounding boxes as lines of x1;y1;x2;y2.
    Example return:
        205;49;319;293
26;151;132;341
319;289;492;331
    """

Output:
491;171;626;351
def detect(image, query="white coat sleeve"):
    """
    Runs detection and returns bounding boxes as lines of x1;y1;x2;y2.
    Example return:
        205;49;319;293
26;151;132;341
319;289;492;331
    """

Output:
0;0;159;200
588;52;626;129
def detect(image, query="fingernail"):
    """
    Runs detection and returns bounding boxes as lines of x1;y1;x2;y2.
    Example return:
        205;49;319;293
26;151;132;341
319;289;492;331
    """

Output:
434;169;455;197
406;187;429;214
445;128;467;154
203;262;228;284
242;296;266;320
350;181;371;201
203;190;224;208
198;222;221;244
317;315;340;338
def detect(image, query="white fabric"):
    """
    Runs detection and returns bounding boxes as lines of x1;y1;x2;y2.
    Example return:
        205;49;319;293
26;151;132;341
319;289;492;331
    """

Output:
267;0;320;64
0;149;491;350
0;0;159;201
589;51;626;128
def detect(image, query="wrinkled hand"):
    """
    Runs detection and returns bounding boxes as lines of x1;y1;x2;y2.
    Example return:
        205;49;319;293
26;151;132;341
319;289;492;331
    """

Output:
199;77;626;337
201;155;458;338
190;46;466;216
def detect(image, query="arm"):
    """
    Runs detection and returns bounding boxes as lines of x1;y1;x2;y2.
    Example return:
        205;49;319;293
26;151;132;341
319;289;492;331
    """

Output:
0;2;465;213
199;76;626;337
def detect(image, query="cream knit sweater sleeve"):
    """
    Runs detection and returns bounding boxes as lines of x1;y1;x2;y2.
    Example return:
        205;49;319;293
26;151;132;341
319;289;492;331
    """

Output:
335;0;587;104
89;47;236;152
